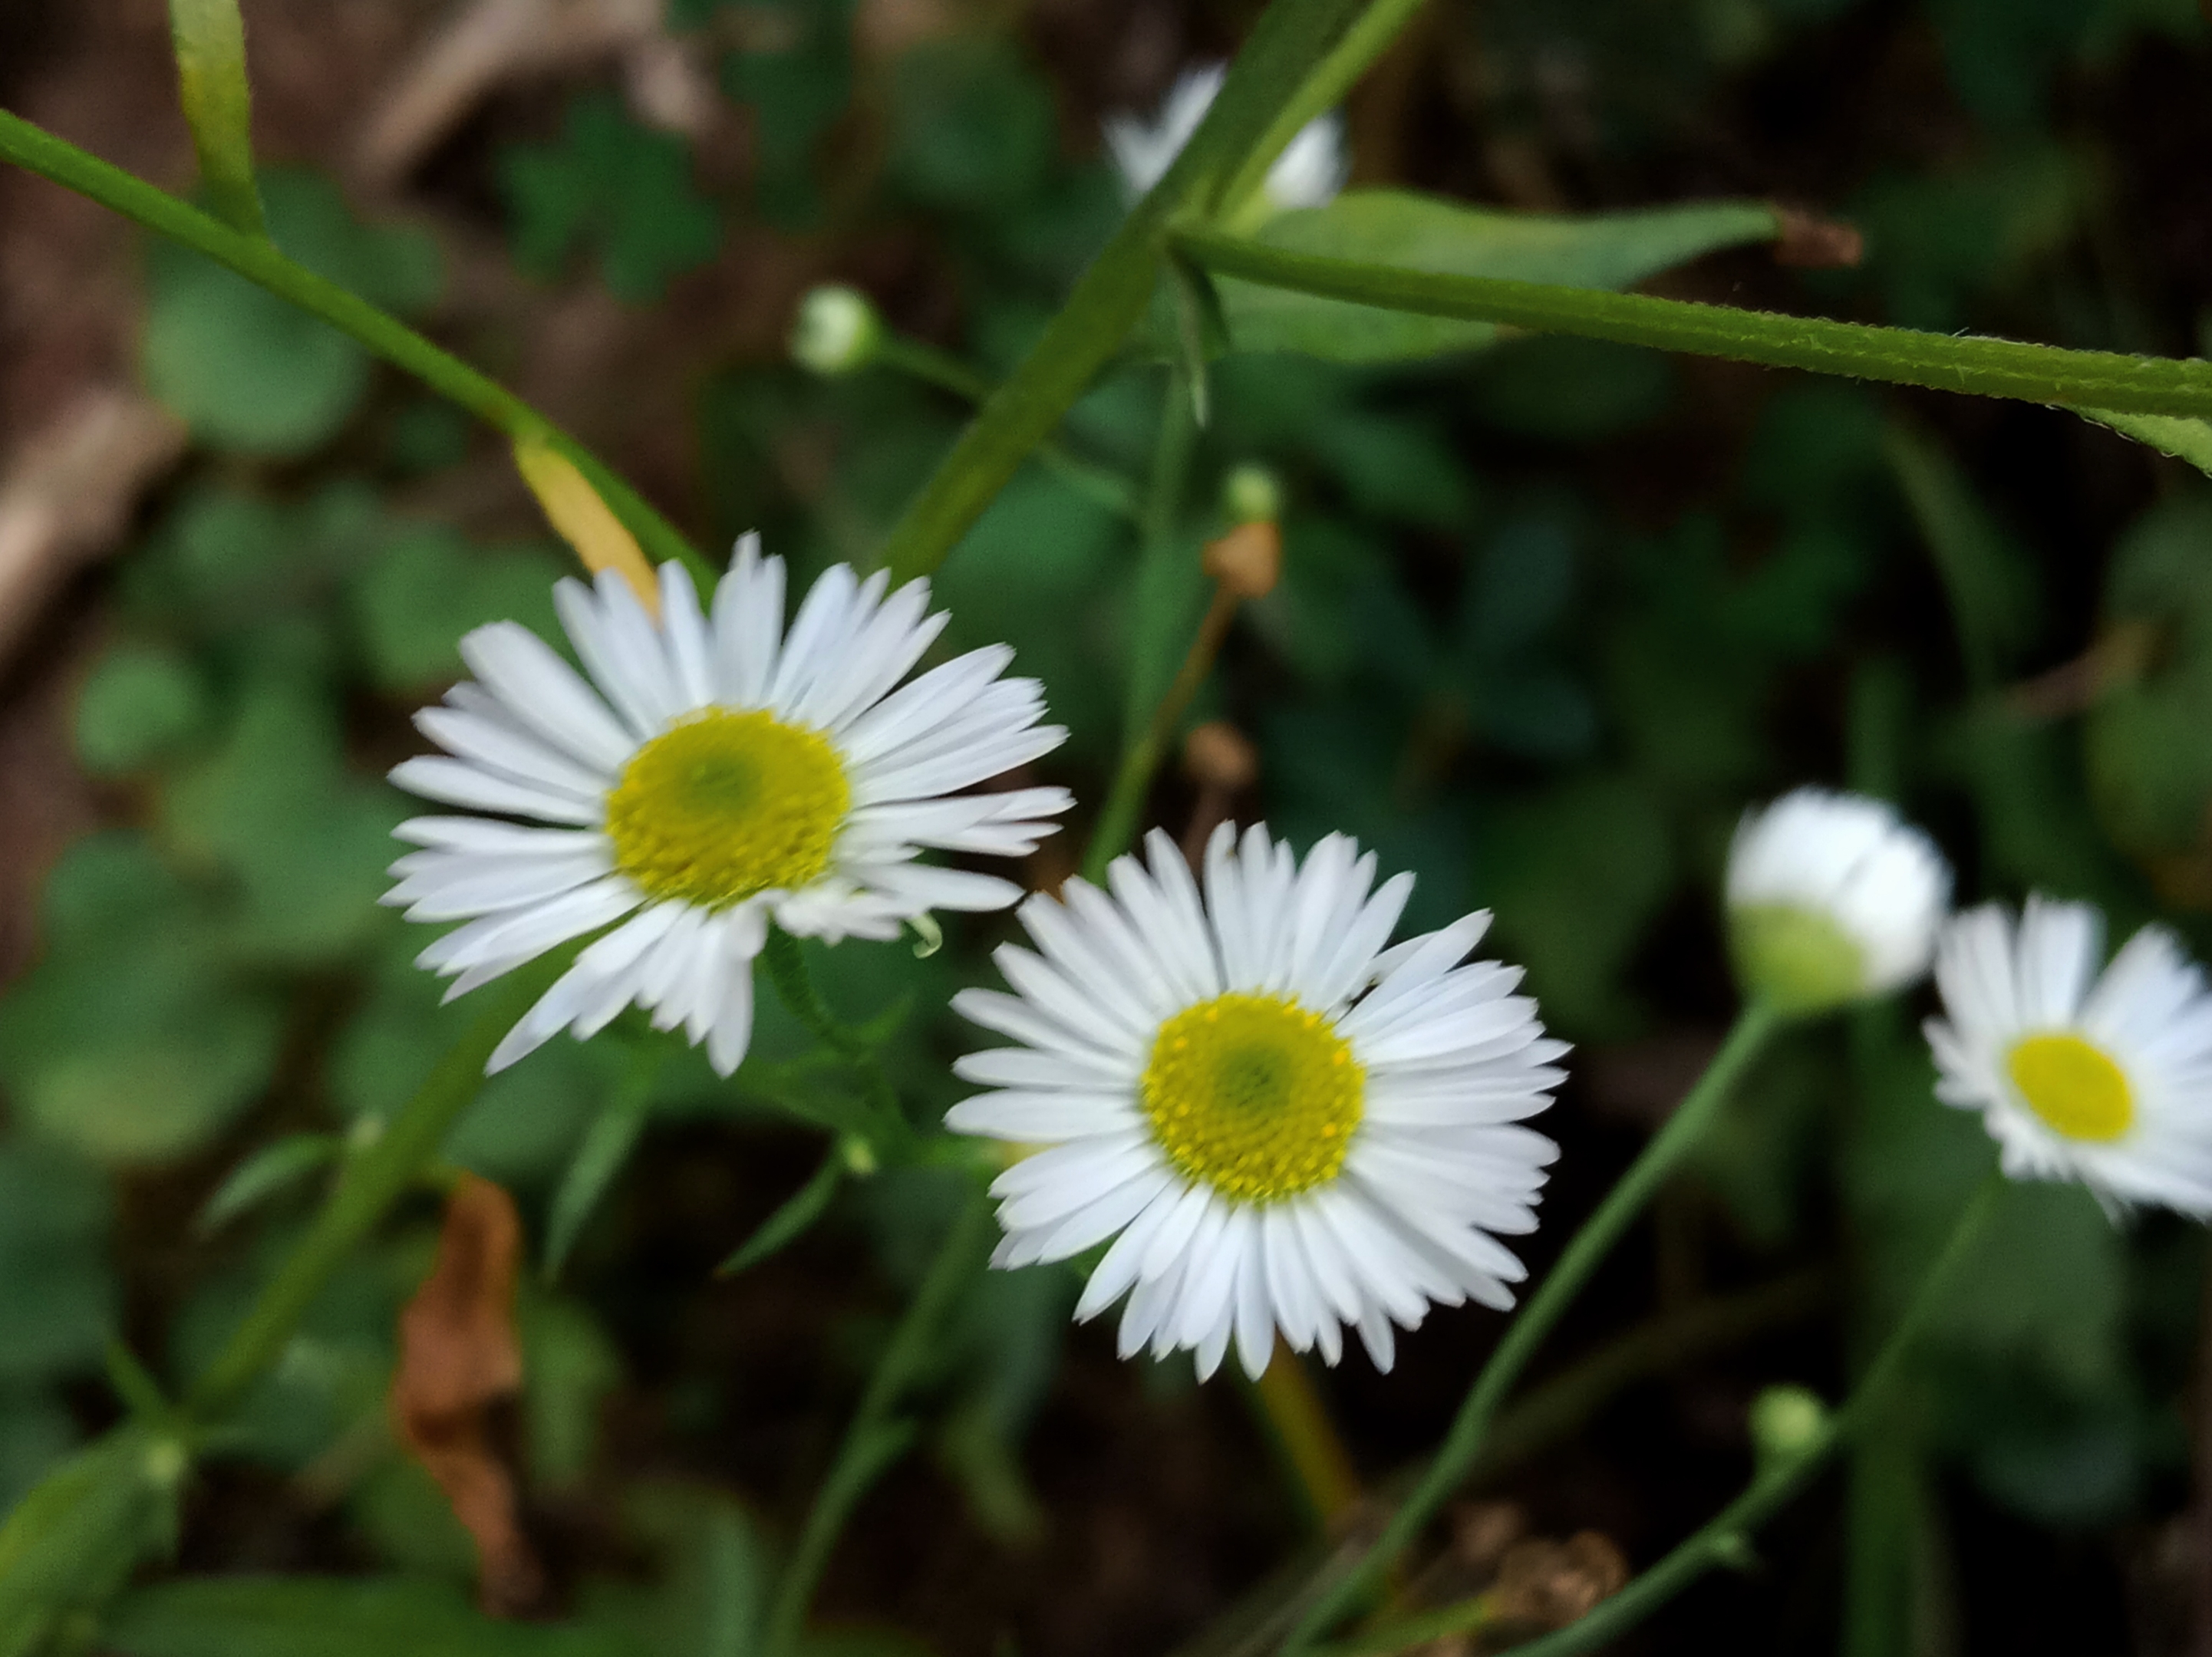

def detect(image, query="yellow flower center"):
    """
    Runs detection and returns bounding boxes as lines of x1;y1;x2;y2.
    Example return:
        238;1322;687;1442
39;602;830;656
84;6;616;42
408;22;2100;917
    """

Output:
1139;992;1364;1204
2006;1032;2134;1143
604;708;849;908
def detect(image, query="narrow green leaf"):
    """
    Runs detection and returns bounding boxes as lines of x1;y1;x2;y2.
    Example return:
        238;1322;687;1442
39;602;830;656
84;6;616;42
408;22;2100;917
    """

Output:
714;1150;843;1277
167;0;265;238
1211;192;1779;364
1882;422;2038;691
193;1133;341;1236
2078;407;2212;478
0;1426;188;1657
1174;224;2212;417
542;1046;663;1281
103;1343;170;1422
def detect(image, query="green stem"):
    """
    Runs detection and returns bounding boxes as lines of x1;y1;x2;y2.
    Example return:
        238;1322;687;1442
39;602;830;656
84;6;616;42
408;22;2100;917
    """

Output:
1083;371;1207;882
763;1191;994;1657
1361;1174;2004;1657
1221;0;1428;209
874;336;1141;521
167;0;264;237
878;0;1376;582
1283;1001;1784;1652
760;927;867;1059
0;109;710;584
185;959;564;1422
1172;227;2212;420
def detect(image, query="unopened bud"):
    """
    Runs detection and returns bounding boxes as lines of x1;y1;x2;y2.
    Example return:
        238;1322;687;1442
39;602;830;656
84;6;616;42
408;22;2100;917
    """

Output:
1748;1383;1829;1468
1183;720;1258;792
1222;463;1284;525
1203;519;1281;598
790;285;882;376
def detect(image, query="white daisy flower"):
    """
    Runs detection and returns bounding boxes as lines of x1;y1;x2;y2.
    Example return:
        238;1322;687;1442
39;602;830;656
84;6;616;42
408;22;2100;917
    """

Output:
947;824;1563;1381
384;535;1071;1077
1103;63;1347;214
1726;788;1951;1015
1925;896;2212;1217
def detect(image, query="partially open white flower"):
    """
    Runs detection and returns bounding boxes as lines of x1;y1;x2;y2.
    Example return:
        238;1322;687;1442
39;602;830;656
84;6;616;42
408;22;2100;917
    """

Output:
1926;897;2212;1216
386;536;1070;1076
1103;64;1347;214
1726;789;1950;1015
948;825;1562;1381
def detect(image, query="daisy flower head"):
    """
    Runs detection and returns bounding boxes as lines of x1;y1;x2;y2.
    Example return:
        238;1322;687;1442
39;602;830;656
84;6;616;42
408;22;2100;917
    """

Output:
384;535;1071;1077
948;825;1564;1381
1103;63;1347;214
1925;897;2212;1217
1726;788;1951;1016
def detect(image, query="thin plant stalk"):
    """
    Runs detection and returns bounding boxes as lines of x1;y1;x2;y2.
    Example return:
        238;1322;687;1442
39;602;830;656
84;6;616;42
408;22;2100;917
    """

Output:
186;959;564;1421
1248;1344;1366;1529
1324;1173;2006;1657
1172;226;2212;420
0;110;710;585
1282;1001;1784;1651
872;334;1141;520
763;1193;994;1657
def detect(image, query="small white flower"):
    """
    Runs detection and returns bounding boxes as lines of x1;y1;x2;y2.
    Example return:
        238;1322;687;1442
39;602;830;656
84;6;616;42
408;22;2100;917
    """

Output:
790;285;881;376
1103;64;1347;214
948;825;1562;1381
386;536;1070;1076
1926;897;2212;1217
1726;788;1950;1014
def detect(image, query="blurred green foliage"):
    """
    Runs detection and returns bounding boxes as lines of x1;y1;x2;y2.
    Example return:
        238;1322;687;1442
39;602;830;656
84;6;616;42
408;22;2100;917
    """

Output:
3;0;2212;1647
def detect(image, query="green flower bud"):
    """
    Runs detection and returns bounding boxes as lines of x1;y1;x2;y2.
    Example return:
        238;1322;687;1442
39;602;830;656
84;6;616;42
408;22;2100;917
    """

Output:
790;285;882;377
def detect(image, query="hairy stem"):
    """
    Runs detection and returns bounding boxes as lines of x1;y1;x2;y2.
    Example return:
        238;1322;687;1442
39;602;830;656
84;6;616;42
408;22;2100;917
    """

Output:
0;109;709;583
1174;227;2212;419
877;0;1378;582
1282;1002;1783;1650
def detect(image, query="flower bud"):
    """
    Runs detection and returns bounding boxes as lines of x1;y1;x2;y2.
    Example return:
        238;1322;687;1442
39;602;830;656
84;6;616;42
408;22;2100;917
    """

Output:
1748;1384;1829;1469
1183;720;1258;791
790;285;882;377
1222;463;1284;526
1726;788;1950;1016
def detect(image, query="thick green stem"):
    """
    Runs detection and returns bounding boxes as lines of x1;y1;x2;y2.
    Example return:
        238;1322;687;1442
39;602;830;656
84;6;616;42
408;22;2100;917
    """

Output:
763;1192;994;1657
186;960;562;1422
1173;227;2212;419
1221;0;1428;209
167;0;264;237
0;109;708;582
1283;1002;1783;1651
877;0;1376;582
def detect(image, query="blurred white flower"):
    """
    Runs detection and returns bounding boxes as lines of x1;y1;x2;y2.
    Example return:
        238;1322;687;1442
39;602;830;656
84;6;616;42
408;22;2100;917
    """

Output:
1726;788;1950;1014
386;535;1069;1076
1103;63;1347;213
1926;897;2212;1216
948;825;1561;1381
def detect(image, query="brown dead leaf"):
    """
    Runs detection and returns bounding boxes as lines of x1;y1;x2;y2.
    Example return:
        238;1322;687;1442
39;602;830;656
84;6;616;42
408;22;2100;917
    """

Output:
392;1173;542;1615
1488;1530;1630;1629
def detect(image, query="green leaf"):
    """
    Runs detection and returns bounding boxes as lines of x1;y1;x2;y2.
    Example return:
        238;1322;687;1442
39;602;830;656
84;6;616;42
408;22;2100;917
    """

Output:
0;836;284;1165
715;1149;844;1277
74;644;215;776
103;1576;648;1657
520;1296;623;1492
2078;407;2212;478
1214;191;1780;363
168;0;264;236
193;1134;341;1236
0;1425;187;1657
1884;420;2041;690
141;171;442;454
348;525;565;691
0;1144;115;1385
500;94;721;304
